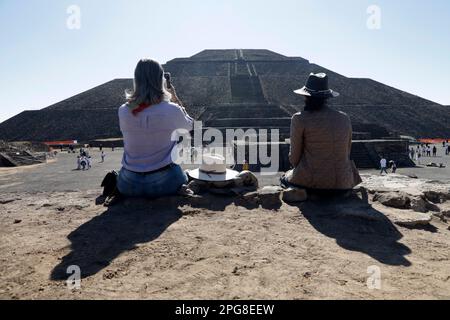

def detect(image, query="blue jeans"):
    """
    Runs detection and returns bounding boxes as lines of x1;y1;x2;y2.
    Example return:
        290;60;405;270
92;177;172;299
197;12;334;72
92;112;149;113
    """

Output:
117;164;188;198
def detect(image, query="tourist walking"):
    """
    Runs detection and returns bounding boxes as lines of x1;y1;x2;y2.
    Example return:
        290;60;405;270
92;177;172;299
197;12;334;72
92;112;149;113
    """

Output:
86;156;92;170
101;151;106;163
380;156;388;175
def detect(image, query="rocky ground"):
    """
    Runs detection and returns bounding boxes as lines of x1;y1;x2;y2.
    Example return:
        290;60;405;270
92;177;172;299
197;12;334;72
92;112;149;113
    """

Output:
0;170;449;299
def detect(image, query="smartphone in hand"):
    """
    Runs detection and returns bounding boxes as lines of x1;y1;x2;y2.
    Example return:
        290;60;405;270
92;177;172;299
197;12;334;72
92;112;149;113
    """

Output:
164;72;172;89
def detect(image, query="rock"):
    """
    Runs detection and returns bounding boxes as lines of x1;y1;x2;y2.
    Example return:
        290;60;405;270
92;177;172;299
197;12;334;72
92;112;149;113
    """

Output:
373;192;411;209
425;201;441;213
282;188;308;203
257;186;282;208
237;186;282;208
410;197;428;213
383;209;432;227
423;191;450;204
187;180;208;194
442;210;450;218
230;186;257;196
209;188;235;196
235;171;259;188
239;191;259;206
13;219;22;224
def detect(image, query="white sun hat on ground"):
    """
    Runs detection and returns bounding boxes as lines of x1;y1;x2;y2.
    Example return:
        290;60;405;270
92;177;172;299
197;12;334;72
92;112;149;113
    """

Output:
187;154;239;182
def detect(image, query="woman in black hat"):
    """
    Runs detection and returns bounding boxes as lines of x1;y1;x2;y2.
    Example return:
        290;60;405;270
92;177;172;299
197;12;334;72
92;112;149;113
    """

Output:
281;73;362;193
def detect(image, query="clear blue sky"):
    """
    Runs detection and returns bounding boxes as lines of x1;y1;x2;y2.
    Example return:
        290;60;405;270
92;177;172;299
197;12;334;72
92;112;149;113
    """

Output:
1;0;449;123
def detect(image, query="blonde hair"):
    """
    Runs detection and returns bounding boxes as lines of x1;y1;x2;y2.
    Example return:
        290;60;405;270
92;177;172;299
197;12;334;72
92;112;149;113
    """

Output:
125;59;171;106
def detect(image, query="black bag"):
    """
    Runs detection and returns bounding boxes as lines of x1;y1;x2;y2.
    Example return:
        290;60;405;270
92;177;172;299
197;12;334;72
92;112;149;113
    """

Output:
101;170;118;197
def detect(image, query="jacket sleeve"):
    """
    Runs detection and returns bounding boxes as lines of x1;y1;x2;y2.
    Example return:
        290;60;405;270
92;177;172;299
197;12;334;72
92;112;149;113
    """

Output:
289;114;304;168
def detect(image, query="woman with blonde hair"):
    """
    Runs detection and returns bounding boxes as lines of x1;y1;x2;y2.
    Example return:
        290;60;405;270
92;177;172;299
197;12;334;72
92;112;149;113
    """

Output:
114;58;193;201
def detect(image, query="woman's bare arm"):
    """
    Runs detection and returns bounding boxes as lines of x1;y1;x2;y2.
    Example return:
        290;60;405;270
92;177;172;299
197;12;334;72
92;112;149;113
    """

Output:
168;86;183;107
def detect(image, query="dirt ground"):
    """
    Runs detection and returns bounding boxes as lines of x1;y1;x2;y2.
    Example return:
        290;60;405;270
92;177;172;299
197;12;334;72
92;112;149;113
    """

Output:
0;189;449;300
1;149;450;300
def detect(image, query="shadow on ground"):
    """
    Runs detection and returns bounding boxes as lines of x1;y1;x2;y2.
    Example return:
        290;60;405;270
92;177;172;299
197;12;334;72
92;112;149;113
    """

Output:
51;199;184;280
297;193;412;266
51;191;411;280
50;194;280;280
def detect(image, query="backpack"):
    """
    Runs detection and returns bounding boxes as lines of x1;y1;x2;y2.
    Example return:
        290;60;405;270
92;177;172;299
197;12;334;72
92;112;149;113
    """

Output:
101;170;118;197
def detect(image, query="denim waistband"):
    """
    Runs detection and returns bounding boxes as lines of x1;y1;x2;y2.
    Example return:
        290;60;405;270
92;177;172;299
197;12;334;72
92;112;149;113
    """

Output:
127;163;175;175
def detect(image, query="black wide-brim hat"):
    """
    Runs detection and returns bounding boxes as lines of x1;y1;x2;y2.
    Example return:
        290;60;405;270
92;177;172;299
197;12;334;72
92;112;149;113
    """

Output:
294;72;339;98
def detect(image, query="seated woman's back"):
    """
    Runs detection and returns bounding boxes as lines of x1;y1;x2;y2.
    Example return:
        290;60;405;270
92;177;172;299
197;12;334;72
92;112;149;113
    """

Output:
115;58;193;199
286;73;361;191
119;101;192;173
289;107;356;190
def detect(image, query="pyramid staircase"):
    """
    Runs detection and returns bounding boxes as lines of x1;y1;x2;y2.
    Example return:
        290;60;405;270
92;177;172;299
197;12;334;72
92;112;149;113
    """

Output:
200;103;292;142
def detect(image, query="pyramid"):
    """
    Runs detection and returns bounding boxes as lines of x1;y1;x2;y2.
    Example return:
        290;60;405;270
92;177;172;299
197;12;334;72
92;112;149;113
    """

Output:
0;49;449;142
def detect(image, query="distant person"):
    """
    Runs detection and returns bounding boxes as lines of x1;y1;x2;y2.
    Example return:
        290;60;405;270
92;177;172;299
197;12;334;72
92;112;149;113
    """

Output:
101;151;106;163
76;156;81;170
410;147;415;160
112;58;193;204
380;156;388;175
80;156;87;170
427;146;431;157
447;145;450;156
281;73;362;193
432;146;437;157
389;160;397;174
99;144;103;151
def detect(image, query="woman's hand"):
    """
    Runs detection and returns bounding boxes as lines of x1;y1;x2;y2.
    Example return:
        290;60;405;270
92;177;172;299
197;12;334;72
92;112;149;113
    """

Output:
167;86;183;106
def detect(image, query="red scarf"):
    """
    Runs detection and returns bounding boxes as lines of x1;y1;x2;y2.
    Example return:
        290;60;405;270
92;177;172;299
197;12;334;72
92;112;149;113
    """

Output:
131;103;151;116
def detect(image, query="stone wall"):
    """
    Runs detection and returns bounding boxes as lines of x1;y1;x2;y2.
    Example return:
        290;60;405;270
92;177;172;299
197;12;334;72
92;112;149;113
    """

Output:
231;139;414;172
